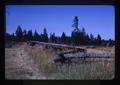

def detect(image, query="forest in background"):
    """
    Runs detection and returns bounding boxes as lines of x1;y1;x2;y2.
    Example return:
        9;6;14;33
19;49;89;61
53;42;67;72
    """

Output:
5;16;115;46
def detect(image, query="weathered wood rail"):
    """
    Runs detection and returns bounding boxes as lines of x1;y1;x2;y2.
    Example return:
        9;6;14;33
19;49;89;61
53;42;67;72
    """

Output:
28;41;86;51
27;41;114;64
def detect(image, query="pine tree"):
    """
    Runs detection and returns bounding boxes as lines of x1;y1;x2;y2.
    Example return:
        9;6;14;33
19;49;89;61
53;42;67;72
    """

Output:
71;31;81;45
61;32;66;44
11;33;15;41
15;25;23;42
66;36;71;45
90;33;95;45
71;16;81;45
43;28;48;42
85;34;90;45
82;27;86;36
96;34;102;45
34;30;39;41
72;16;79;30
27;30;33;41
23;30;27;41
81;27;86;44
50;32;56;43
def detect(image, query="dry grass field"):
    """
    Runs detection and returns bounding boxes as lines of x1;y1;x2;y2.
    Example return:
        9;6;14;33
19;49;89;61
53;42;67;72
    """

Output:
5;42;115;79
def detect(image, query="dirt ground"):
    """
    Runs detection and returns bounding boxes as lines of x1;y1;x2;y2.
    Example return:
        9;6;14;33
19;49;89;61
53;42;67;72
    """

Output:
5;44;46;79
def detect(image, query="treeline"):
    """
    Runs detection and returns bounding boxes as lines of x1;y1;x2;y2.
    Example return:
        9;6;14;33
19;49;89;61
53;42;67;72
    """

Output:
5;16;115;46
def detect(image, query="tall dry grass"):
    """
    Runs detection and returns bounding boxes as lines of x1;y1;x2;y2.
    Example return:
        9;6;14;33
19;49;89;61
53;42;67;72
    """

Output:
23;43;115;79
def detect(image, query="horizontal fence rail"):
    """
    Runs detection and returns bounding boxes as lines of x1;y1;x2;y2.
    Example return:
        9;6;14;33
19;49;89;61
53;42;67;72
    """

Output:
28;41;86;50
28;41;114;63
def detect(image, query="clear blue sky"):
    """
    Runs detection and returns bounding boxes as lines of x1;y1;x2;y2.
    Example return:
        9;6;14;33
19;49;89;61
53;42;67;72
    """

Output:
5;5;115;40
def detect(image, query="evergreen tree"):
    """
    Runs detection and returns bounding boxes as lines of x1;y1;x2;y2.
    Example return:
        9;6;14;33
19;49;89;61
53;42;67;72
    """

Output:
72;16;79;30
71;30;81;45
49;33;52;42
23;30;27;36
90;33;95;45
66;36;71;45
27;30;33;41
43;28;48;42
81;27;86;44
15;25;23;42
50;32;56;43
96;34;102;45
55;36;61;44
82;27;86;36
11;33;15;41
90;34;94;41
61;32;67;44
34;30;40;41
71;16;81;45
71;17;88;45
85;34;90;45
23;30;27;41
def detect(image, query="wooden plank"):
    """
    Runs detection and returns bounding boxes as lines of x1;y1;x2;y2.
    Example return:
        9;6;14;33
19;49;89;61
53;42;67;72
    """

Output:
29;41;86;50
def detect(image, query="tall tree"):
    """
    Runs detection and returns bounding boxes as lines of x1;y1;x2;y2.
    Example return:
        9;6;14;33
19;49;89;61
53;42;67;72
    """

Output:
72;16;79;30
71;30;81;45
50;32;56;43
23;30;27;41
71;16;88;45
11;33;15;41
66;36;71;45
71;16;81;45
27;30;33;41
15;25;23;41
85;34;90;45
89;33;95;45
90;34;94;41
42;28;48;42
81;27;86;44
34;30;39;41
96;34;102;45
61;32;67;44
82;27;85;35
55;36;61;44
